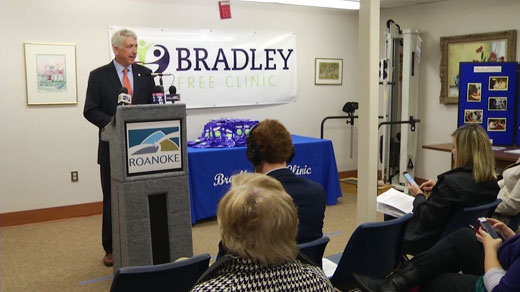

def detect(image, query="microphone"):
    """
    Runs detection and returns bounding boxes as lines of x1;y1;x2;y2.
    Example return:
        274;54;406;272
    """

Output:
152;85;165;104
117;88;131;106
165;85;179;104
169;85;177;96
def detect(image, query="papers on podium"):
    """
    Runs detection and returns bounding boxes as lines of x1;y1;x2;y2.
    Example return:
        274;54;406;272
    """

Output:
376;188;414;217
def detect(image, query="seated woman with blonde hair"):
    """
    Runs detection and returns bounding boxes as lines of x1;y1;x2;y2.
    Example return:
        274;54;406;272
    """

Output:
191;173;334;292
403;124;499;255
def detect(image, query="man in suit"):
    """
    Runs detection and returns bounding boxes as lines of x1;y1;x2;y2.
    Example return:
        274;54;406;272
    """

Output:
246;119;326;243
84;28;155;266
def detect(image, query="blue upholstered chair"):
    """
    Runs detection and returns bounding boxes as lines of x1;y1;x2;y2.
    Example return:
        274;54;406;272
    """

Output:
440;199;502;238
506;213;520;232
298;236;330;268
110;253;211;292
326;213;413;292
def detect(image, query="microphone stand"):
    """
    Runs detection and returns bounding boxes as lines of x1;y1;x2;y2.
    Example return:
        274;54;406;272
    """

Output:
158;75;164;87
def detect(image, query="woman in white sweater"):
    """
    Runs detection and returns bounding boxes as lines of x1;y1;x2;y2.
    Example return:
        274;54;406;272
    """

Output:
494;158;520;229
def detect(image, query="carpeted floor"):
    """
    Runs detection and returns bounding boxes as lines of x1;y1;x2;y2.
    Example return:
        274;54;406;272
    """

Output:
0;191;375;292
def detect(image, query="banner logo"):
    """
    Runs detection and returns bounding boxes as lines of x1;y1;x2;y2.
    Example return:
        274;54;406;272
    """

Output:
126;120;182;175
109;27;297;108
138;40;170;73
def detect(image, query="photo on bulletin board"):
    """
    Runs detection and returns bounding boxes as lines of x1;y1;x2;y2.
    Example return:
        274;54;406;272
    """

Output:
467;83;482;102
487;118;507;131
488;97;507;111
489;76;508;91
464;109;483;123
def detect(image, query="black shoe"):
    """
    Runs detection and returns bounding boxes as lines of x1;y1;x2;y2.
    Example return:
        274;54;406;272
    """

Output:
353;273;398;292
103;253;113;267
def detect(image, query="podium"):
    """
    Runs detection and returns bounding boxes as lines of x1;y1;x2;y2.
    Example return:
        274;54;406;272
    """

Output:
101;104;193;272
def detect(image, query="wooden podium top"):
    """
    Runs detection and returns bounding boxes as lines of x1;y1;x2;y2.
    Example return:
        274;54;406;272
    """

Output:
423;143;520;164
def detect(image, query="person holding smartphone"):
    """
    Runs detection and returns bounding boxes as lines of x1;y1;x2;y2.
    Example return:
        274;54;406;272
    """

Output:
354;217;520;292
402;124;499;255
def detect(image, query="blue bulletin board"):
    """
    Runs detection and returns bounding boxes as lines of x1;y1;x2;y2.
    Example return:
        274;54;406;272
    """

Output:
458;62;518;145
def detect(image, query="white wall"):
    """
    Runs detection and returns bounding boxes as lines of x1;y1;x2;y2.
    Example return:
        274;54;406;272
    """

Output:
381;0;520;182
0;0;359;213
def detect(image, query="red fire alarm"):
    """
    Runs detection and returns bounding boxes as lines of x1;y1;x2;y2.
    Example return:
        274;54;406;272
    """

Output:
219;1;231;19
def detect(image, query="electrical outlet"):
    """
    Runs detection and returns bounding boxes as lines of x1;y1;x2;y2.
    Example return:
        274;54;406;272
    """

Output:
71;171;79;182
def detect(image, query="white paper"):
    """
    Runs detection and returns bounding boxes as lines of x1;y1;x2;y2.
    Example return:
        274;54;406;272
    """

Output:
376;188;414;217
322;258;338;278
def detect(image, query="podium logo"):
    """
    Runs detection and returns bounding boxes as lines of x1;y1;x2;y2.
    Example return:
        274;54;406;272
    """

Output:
126;120;182;175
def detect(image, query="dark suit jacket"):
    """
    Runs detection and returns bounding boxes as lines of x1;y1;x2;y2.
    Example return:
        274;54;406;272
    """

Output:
403;166;499;254
84;62;154;166
268;168;326;243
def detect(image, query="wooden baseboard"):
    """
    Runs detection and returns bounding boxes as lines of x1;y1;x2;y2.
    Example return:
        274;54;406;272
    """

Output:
339;170;425;184
338;170;385;180
338;170;357;179
0;171;427;227
0;202;102;227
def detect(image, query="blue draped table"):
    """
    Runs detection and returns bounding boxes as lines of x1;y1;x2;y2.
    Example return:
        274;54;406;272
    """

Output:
187;135;342;224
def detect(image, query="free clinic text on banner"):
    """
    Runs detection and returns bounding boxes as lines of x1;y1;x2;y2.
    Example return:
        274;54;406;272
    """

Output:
109;26;297;109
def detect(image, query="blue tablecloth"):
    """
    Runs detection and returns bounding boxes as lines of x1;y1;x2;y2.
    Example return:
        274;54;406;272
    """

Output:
187;135;342;224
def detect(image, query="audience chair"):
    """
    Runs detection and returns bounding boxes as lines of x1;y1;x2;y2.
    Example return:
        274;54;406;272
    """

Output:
110;253;211;292
507;213;520;232
298;236;330;268
440;199;502;238
325;213;413;292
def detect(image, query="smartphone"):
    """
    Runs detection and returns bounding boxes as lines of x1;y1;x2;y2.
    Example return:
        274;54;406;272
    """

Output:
403;172;418;187
478;217;499;239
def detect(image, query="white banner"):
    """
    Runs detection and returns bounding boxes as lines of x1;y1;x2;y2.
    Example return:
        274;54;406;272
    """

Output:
109;26;297;109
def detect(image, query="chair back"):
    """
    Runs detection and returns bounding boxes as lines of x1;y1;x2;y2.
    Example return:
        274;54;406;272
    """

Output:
440;199;501;238
298;236;330;268
110;253;211;292
329;213;412;292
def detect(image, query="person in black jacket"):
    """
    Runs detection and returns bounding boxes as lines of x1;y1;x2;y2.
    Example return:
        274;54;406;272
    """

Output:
83;28;154;266
216;119;327;260
403;124;499;255
246;119;326;243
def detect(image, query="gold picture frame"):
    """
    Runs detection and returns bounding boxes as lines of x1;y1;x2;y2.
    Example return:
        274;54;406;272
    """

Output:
439;30;516;104
24;42;78;105
315;58;343;85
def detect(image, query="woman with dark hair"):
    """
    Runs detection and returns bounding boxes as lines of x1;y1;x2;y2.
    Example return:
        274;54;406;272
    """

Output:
402;124;499;255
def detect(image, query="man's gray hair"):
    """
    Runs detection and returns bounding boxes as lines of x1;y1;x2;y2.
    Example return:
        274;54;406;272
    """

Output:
111;29;137;48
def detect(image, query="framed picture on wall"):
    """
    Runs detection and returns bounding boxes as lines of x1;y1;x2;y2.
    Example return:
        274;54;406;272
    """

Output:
439;30;516;104
24;42;78;105
315;58;343;85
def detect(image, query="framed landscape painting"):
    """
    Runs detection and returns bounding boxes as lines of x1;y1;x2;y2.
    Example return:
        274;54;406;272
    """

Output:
315;58;343;85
